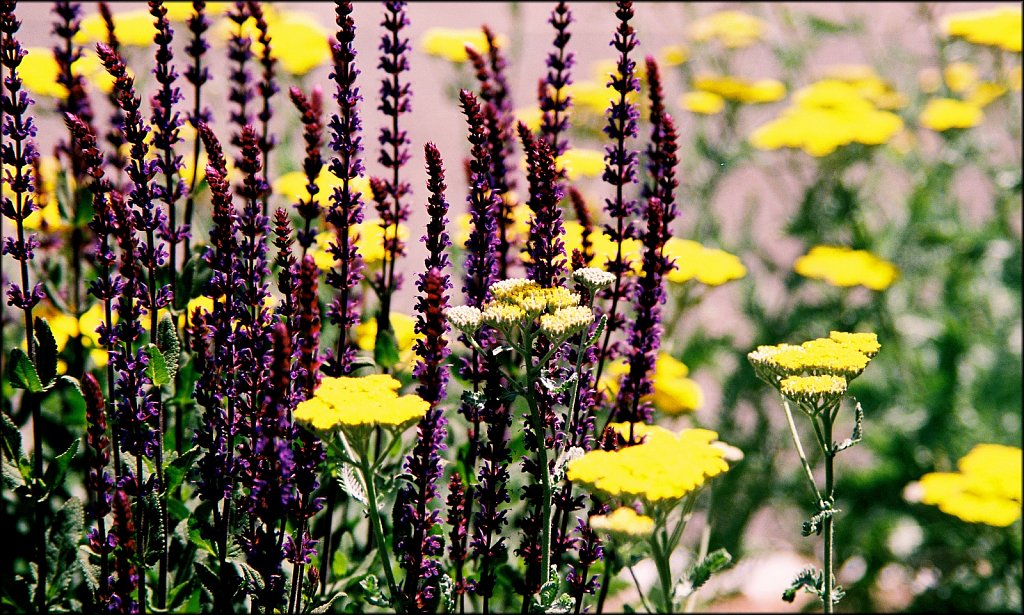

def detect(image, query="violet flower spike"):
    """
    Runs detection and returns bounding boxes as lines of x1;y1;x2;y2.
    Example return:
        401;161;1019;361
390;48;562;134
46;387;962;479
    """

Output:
226;1;253;169
539;1;574;159
246;0;276;216
289;85;325;254
519;122;567;288
182;0;211;260
52;1;94;181
97;1;127;184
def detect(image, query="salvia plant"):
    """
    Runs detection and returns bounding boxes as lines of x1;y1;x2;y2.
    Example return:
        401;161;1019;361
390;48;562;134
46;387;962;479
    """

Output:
1;1;1021;614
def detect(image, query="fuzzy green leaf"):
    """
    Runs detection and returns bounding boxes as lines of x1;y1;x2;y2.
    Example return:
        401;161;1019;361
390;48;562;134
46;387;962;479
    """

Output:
0;409;22;460
688;548;733;592
165;445;201;494
144;343;171;387
7;348;43;393
158;313;181;380
42;440;79;500
33;317;58;387
373;318;401;370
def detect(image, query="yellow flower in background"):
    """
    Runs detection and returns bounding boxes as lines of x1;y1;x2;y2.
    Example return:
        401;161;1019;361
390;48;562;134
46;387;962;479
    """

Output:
294;374;429;432
943;61;979;93
567;426;732;502
355;312;422;365
163;1;229;22
662;238;746;286
555;149;604;181
457;199;531;249
794;245;898;290
688;10;766;48
566;80;639;115
681;91;725;115
966;81;1007;107
692;73;786;104
913;444;1022;527
32;302;111;370
750;80;904;157
273;170;369;207
591;58;647;83
19;48;67;98
557;221;643;274
942;6;1022;53
514;107;544;132
590;507;655;538
601;353;704;415
261;13;332;75
421;27;504;63
820;64;907;109
660;44;689;67
22;156;70;232
311;220;410;271
75;52;120;94
1010;66;1022;91
919;98;984;131
77;9;158;47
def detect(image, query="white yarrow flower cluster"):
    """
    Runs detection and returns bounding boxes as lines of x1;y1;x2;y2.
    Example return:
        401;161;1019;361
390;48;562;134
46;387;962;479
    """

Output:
445;305;483;334
572;267;616;292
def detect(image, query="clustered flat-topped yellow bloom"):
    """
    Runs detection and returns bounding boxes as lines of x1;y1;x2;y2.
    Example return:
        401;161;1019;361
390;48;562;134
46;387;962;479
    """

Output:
420;27;506;63
77;9;158;47
681;91;725;115
478;279;594;339
919;98;984;132
687;10;765;48
567;425;732;502
780;374;848;409
589;507;655;538
603;353;704;415
294;374;429;432
820;64;907;110
748;332;879;385
691;73;786;104
19;49;120;99
555;149;605;181
913;444;1022;527
663;238;746;286
355;313;422;364
942;6;1022;53
273;172;370;208
213;7;331;75
794;245;898;290
750;79;904;157
310;220;409;271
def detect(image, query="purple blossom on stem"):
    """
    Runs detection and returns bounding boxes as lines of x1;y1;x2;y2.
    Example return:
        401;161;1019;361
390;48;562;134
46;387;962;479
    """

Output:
568;186;594;267
226;1;253;168
593;0;641;407
182;0;211;260
519;122;566;288
375;0;412;330
445;473;471;608
393;143;452;610
322;1;365;378
246;0;276;216
289;85;325;253
459;89;499;309
82;373;115;605
52;1;94;180
539;1;574;159
110;486;139;614
97;2;127;183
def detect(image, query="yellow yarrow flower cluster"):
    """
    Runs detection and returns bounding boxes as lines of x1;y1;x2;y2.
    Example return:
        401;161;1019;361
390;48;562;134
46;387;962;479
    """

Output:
779;374;848;410
819;64;907;110
420;27;505;63
77;9;158;47
919;97;984;132
691;73;786;104
273;171;369;207
293;374;429;432
213;7;331;75
750;80;905;157
555;149;605;181
942;6;1022;53
602;353;704;415
589;507;655;538
567;426;732;502
474;280;594;341
794;245;898;290
681;91;725;115
355;312;422;365
913;444;1022;527
19;48;120;99
310;221;409;271
748;332;879;387
663;238;746;286
687;10;765;48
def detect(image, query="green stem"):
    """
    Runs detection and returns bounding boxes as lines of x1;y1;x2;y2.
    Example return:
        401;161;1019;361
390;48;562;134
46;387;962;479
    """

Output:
650;529;675;614
821;413;835;614
359;455;401;613
627;564;654;614
524;389;553;589
781;398;822;502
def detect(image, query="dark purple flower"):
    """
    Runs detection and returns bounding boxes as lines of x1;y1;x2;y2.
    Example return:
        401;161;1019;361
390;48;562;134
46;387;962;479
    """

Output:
519;122;566;288
226;1;253;168
97;2;127;183
182;0;211;259
246;0;276;216
445;473;471;606
110;486;139;614
539;1;574;159
52;1;94;181
289;85;325;253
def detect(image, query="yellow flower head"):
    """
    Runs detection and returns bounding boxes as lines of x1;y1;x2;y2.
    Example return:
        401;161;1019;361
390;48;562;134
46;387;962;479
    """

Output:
687;11;765;48
660;44;689;67
780;374;848;411
311;219;409;271
163;2;229;22
514;107;544;132
355;312;422;365
481;301;528;330
590;507;655;538
77;9;158;47
663;238;746;286
565;80;638;115
421;27;505;63
692;74;786;104
540;305;595;341
19;48;67;98
602;353;704;415
942;6;1022;53
793;245;898;290
750;80;904;157
294;374;428;432
775;338;872;380
919;98;984;132
820;64;907;110
567;427;732;502
913;444;1022;527
681;91;725;115
445;306;483;335
274;171;369;207
829;331;880;358
555;149;605;181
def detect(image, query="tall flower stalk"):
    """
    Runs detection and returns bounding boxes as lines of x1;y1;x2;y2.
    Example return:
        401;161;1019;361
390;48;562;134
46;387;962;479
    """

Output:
226;1;253;168
182;0;210;261
247;0;276;217
539;1;574;159
289;85;325;255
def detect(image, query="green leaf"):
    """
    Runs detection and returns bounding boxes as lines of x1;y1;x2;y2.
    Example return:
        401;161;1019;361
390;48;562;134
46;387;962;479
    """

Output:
7;348;43;393
585;314;608;348
360;574;390;608
0;409;22;460
539;369;577;394
46;497;84;598
373;317;401;370
688;548;733;592
165;445;201;494
144;343;171;387
194;561;219;596
41;440;79;500
158;313;181;380
78;546;101;593
33;317;58;387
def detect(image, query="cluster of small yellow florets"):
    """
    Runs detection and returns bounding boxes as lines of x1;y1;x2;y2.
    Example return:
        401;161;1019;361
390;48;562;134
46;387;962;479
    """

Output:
447;278;599;342
748;331;880;413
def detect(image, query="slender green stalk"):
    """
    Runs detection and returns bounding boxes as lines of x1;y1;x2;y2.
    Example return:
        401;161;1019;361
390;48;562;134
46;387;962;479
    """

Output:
358;454;401;613
626;564;654;614
821;412;835;614
781;398;822;502
649;529;674;613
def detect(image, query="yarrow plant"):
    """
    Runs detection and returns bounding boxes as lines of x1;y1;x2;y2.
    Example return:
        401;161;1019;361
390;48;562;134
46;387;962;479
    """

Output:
1;2;1020;614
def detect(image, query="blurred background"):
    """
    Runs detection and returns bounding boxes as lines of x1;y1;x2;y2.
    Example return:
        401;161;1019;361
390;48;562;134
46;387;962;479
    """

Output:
7;1;1022;611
